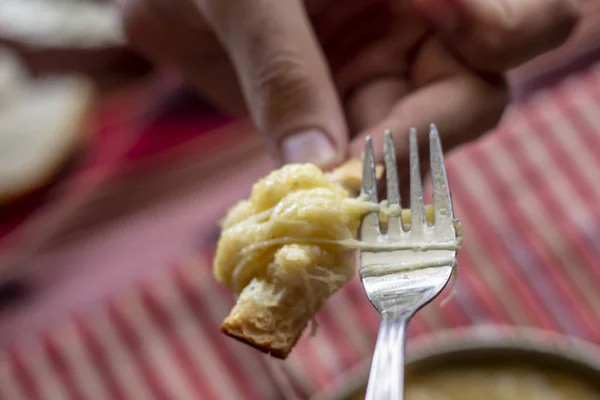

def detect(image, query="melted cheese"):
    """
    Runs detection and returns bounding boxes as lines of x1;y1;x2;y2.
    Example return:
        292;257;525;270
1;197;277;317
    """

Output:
213;163;462;297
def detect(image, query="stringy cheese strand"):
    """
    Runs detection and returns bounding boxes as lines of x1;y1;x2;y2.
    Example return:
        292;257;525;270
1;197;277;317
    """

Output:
222;196;463;292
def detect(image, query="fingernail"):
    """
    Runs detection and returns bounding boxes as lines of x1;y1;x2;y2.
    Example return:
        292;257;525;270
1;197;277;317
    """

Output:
419;0;459;31
281;130;338;166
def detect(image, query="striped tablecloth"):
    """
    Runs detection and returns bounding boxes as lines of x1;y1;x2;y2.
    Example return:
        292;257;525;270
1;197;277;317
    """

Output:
2;58;600;399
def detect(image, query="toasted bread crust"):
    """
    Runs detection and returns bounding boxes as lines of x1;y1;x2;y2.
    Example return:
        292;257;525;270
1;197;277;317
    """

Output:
220;321;294;360
218;160;371;358
218;278;318;359
219;267;344;359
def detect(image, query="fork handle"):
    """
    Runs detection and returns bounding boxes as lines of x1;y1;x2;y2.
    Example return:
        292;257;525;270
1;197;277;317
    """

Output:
365;312;409;400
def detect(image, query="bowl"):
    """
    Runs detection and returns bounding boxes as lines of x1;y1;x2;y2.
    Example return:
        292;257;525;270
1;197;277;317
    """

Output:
316;325;600;400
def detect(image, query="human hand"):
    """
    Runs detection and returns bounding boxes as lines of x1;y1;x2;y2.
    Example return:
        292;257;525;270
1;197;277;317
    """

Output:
116;0;579;172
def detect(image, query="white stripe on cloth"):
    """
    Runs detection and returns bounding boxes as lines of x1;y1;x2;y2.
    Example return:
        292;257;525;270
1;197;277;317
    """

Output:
531;88;600;318
508;105;598;266
456;150;571;331
497;109;600;327
449;148;539;325
142;281;227;399
563;75;600;259
286;332;337;392
305;318;344;379
153;266;254;400
89;308;157;399
471;114;588;338
324;285;374;359
18;341;70;400
567;74;600;144
540;86;600;201
0;353;28;400
277;348;314;396
182;257;315;398
116;289;203;400
456;201;532;324
180;259;287;399
49;321;112;400
262;358;304;400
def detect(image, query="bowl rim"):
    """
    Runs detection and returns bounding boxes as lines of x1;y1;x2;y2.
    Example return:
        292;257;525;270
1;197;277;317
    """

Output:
313;325;600;400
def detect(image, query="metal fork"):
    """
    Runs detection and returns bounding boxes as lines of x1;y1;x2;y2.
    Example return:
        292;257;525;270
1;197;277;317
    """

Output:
359;124;457;400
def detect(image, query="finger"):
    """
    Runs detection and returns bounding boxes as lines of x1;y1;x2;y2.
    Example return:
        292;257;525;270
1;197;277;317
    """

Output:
414;0;580;72
351;74;507;169
350;73;508;160
353;74;507;202
116;0;246;114
344;76;411;202
349;46;508;187
199;0;347;168
345;77;410;134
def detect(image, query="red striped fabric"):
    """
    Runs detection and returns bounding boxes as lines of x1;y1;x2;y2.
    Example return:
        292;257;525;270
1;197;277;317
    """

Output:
2;62;600;399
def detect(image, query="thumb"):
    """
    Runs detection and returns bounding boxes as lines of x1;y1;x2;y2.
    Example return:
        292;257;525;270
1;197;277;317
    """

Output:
414;0;580;72
198;0;347;167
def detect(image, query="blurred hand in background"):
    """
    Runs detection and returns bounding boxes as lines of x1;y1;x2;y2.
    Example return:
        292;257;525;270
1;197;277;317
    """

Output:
116;0;580;172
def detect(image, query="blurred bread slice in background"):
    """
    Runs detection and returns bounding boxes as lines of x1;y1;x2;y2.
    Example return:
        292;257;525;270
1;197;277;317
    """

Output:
0;0;151;90
0;48;95;205
0;0;124;49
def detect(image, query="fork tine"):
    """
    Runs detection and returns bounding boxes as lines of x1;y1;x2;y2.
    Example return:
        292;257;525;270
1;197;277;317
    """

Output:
429;124;455;236
360;136;380;242
409;128;425;237
384;130;403;237
361;136;379;201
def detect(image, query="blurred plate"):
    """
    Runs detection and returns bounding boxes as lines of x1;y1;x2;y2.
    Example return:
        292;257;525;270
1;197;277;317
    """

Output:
317;326;600;400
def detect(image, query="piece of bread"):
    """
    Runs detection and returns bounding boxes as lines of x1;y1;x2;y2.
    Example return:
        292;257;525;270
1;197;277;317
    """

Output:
221;278;328;359
324;159;384;196
0;48;95;205
221;248;355;359
219;161;383;359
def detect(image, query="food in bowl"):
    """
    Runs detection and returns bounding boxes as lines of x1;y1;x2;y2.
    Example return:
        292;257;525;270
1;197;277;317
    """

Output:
334;328;600;400
350;364;600;399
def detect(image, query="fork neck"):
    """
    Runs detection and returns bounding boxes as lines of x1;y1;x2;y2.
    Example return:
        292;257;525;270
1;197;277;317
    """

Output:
365;312;409;400
382;310;412;322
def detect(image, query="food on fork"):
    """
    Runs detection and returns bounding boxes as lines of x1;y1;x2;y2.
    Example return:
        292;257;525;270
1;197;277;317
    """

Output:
213;158;461;359
214;161;372;358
